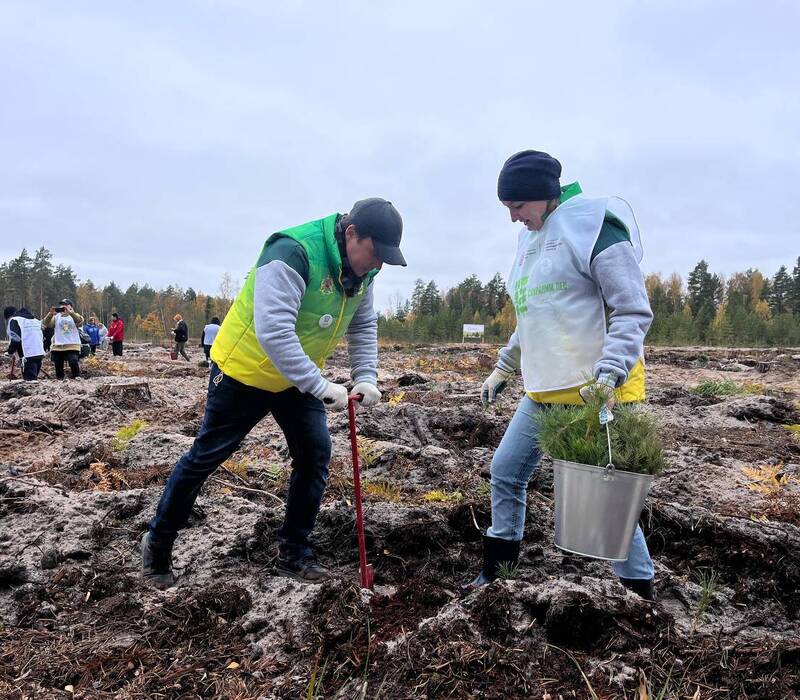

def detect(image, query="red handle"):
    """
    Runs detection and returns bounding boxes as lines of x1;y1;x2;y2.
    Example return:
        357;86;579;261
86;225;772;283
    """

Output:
348;395;372;589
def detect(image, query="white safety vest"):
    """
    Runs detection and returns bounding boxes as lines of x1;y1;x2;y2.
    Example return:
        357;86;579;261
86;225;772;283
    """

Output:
53;312;80;347
12;316;45;358
203;323;220;347
507;194;642;393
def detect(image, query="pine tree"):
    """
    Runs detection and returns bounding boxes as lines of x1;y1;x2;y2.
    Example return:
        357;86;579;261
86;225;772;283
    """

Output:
769;266;792;315
687;260;722;341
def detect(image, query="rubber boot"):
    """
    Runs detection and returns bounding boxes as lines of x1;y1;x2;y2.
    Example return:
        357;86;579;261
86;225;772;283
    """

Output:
465;535;521;588
619;577;656;601
141;531;176;589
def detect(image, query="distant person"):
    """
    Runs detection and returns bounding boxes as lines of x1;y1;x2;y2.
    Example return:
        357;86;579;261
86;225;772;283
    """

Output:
98;320;109;351
199;316;221;362
42;325;54;354
469;150;655;600
84;316;101;354
8;307;45;380
4;306;24;377
107;313;124;356
43;298;84;380
4;306;23;359
171;314;190;361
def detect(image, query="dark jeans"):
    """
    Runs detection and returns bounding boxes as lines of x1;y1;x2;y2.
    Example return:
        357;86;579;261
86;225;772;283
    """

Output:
203;344;211;360
112;341;123;356
174;340;190;361
149;363;331;559
51;350;80;379
23;356;43;380
90;344;98;355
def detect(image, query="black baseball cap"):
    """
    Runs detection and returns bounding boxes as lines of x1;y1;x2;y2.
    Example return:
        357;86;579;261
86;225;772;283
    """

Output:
59;298;74;307
349;197;406;266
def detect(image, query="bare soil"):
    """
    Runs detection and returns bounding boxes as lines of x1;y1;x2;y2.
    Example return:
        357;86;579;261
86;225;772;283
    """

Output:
1;343;799;699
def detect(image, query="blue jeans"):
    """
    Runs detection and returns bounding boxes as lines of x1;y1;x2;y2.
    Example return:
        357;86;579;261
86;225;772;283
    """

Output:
487;395;654;580
149;363;331;559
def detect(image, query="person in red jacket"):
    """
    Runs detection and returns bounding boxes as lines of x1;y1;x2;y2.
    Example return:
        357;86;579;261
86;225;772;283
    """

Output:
107;313;125;356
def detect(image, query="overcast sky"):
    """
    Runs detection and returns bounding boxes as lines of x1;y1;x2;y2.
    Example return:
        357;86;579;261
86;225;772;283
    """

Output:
1;1;798;313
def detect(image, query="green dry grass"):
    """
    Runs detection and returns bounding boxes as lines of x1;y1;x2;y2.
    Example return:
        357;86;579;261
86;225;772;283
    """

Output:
364;479;403;502
690;379;743;397
534;394;665;475
421;489;463;503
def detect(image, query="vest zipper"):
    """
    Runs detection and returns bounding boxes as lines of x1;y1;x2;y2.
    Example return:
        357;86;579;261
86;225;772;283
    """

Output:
319;269;348;363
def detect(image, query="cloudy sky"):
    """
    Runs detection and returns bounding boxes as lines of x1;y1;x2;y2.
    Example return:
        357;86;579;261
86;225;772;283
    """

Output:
1;1;797;312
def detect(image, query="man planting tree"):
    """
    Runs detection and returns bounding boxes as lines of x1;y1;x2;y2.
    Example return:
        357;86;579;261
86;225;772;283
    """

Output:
142;198;406;587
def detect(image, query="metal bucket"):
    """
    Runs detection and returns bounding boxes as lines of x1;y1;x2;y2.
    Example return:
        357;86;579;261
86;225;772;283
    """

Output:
552;459;653;561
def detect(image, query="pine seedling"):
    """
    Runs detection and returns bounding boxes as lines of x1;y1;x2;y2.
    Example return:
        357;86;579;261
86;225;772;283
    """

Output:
111;419;147;452
496;561;520;580
534;395;665;475
693;569;719;629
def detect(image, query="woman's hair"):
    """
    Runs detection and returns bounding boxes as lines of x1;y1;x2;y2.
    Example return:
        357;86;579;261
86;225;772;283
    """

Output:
3;306;17;320
112;312;119;319
210;316;221;325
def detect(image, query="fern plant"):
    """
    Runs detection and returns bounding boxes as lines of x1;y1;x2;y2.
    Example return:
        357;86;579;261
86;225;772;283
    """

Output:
534;394;665;476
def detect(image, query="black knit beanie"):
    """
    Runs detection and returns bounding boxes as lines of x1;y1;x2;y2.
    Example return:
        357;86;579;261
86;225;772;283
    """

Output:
497;150;562;202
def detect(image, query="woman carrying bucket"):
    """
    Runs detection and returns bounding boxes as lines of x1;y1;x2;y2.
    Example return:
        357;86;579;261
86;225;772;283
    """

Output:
469;150;656;600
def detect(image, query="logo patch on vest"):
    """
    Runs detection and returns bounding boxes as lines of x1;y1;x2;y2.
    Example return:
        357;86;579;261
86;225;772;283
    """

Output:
320;276;334;294
319;314;334;329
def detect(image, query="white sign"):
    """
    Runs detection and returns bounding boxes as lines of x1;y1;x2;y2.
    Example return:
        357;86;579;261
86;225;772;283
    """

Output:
462;324;485;342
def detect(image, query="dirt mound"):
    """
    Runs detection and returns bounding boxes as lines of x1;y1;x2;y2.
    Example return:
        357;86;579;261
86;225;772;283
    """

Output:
2;342;800;698
723;395;799;423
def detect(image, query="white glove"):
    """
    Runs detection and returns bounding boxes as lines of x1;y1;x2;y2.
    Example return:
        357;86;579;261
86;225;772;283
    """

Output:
481;367;513;406
579;372;618;409
317;381;349;411
351;381;382;407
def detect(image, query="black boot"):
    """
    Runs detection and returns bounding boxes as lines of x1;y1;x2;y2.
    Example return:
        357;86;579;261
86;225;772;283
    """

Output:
619;577;656;601
275;552;329;583
465;535;521;588
141;532;176;589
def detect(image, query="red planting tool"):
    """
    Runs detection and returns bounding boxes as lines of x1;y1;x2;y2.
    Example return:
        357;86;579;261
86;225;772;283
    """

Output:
347;394;374;590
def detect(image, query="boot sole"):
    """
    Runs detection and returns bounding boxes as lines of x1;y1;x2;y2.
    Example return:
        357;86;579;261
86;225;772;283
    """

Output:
274;565;329;583
143;574;176;590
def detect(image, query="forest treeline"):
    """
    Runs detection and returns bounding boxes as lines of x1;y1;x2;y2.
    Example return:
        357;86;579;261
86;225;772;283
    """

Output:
379;258;800;345
2;247;799;346
0;247;239;342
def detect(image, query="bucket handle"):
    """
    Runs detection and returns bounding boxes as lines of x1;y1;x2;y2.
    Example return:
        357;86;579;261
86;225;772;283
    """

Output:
603;417;615;480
